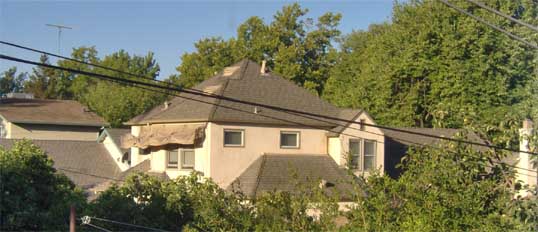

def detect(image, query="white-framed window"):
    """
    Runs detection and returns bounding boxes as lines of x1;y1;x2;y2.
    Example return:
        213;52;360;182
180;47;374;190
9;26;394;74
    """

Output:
181;149;195;170
348;139;376;171
224;129;244;147
167;149;179;168
363;140;376;171
349;139;361;170
280;131;300;149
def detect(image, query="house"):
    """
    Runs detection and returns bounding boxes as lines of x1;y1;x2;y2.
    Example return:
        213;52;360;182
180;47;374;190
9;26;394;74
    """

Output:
123;59;385;196
0;94;106;140
0;94;123;198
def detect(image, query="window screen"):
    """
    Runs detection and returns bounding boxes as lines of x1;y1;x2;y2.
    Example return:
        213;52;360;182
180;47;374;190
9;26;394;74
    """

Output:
181;150;195;169
349;139;360;169
224;130;244;146
364;140;376;171
280;132;299;148
167;149;179;168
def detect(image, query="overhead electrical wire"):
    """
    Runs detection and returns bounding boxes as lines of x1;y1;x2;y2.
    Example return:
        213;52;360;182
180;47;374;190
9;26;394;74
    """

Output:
1;53;536;157
464;0;538;32
438;0;538;49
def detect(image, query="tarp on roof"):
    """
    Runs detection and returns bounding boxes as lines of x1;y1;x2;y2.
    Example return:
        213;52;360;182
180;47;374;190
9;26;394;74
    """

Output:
121;123;206;149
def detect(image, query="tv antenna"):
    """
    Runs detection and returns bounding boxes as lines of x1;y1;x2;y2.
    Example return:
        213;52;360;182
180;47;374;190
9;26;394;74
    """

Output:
46;24;72;54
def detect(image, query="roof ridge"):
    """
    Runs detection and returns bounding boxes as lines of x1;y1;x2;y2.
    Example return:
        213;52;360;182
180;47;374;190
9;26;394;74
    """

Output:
0;138;102;143
209;60;250;121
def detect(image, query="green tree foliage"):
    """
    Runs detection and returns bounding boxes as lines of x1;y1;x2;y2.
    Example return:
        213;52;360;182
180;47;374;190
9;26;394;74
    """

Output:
23;55;58;99
0;67;26;95
170;3;341;94
57;47;167;127
343;140;524;231
323;0;538;134
0;140;85;231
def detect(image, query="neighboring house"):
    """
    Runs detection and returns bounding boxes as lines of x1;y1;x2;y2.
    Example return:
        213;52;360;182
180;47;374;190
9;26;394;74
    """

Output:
0;94;125;198
0;94;106;140
123;59;385;194
0;139;122;199
97;128;132;171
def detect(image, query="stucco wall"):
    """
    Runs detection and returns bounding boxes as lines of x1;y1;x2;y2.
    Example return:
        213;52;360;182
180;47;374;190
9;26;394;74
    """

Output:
8;123;100;141
130;123;211;179
330;112;385;176
209;122;328;187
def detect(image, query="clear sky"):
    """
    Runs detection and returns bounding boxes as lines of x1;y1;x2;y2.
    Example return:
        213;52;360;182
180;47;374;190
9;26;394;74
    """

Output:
0;0;395;79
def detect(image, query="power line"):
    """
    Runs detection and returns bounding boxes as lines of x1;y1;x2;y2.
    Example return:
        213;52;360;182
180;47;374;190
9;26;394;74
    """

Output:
57;167;123;182
439;0;538;50
82;223;112;232
88;216;168;232
1;53;536;157
465;0;538;32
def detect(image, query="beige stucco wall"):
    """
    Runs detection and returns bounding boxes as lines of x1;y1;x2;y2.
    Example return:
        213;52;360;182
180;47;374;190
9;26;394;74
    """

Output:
209;122;328;188
7;123;100;141
130;123;211;179
516;127;537;197
329;112;385;176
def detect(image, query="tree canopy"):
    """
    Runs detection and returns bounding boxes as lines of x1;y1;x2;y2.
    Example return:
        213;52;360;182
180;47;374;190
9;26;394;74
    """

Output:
170;3;342;95
322;0;538;138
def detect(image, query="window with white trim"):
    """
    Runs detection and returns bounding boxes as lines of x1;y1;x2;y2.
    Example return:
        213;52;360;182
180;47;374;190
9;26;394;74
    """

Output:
181;149;195;170
280;131;300;148
167;149;179;168
224;129;244;147
348;139;376;171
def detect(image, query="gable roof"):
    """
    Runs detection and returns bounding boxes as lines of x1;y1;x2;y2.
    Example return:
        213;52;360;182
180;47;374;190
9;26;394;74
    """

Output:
127;60;361;129
0;139;121;189
99;128;131;154
0;98;106;127
383;127;487;151
227;153;358;201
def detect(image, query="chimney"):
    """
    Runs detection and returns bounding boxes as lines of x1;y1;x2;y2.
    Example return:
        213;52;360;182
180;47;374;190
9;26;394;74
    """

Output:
516;119;537;197
163;101;170;110
260;60;266;74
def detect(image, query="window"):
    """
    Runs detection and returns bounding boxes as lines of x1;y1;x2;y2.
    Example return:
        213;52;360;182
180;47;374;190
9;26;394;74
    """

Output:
363;140;376;171
181;150;195;169
359;119;366;131
349;139;360;169
348;139;376;171
280;131;300;148
167;149;179;168
224;129;244;147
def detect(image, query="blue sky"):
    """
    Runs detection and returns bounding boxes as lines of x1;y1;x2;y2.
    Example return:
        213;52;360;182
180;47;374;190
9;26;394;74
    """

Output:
0;0;395;79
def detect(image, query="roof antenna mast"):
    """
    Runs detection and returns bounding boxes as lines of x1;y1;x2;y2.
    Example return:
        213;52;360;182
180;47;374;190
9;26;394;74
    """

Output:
46;24;72;55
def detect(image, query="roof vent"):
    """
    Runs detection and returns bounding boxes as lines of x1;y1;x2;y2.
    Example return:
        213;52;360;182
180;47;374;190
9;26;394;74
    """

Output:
223;66;240;77
254;107;261;114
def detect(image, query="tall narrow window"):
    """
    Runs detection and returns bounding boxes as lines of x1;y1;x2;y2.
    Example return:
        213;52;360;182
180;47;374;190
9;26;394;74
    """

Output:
181;150;195;169
363;140;376;171
224;129;244;147
167;149;179;168
349;139;361;170
280;131;300;148
359;119;366;131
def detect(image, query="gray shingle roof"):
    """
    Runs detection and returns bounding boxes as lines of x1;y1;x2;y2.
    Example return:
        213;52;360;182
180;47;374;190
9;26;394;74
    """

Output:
127;59;361;129
0;139;121;189
228;153;358;200
0;98;107;126
383;127;487;151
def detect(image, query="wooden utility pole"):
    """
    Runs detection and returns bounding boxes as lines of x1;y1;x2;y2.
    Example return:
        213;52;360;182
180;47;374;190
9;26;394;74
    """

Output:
69;205;76;232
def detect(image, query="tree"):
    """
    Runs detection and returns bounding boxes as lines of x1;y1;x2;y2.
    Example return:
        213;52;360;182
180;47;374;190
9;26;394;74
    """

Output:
0;140;85;231
323;0;538;138
170;3;342;95
0;67;26;96
24;54;58;99
343;138;523;231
